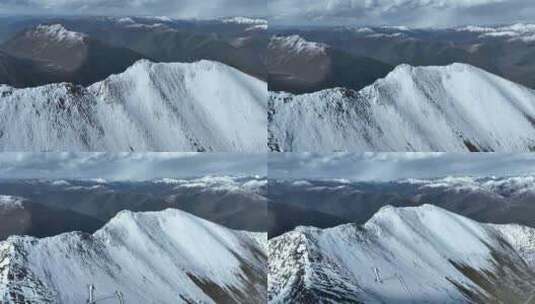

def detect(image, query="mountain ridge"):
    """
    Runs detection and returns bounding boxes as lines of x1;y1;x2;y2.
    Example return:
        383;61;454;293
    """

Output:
0;59;267;152
0;208;267;303
269;204;535;303
269;62;535;152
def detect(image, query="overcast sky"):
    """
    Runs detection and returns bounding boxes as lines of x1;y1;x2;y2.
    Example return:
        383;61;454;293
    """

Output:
0;0;266;19
269;153;535;181
0;153;266;181
269;0;535;27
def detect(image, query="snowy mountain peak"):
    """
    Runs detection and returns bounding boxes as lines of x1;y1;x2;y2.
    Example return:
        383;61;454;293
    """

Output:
119;59;231;78
0;59;267;151
270;62;535;151
30;24;87;44
270;205;535;303
0;208;267;303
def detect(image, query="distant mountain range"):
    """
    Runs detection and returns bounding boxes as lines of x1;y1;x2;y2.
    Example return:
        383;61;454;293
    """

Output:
271;24;535;91
269;205;535;303
268;175;535;237
0;208;266;303
269;63;535;152
0;17;267;85
0;176;266;240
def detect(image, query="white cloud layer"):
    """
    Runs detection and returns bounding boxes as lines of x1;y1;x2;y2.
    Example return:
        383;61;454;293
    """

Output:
269;153;535;181
269;0;535;27
0;153;266;180
0;0;266;19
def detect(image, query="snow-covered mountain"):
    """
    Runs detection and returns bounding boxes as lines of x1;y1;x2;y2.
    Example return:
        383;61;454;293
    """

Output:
269;63;535;151
269;205;535;303
29;24;87;44
0;59;267;151
0;208;267;303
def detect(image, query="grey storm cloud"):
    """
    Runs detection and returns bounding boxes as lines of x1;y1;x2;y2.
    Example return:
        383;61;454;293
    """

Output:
268;0;535;27
0;0;267;19
0;153;266;180
269;153;535;181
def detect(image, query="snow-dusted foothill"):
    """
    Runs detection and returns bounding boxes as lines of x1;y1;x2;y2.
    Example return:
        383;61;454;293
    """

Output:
269;63;535;152
0;59;267;151
269;35;327;56
0;196;23;211
269;205;535;303
29;24;87;44
0;209;267;303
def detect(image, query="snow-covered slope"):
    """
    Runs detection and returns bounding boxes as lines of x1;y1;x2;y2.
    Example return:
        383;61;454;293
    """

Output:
269;205;535;303
269;63;535;152
0;59;267;151
0;208;267;303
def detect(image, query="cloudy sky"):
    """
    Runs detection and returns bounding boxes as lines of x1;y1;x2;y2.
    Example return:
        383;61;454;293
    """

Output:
1;0;530;26
0;153;266;180
269;0;535;27
269;153;535;181
0;0;266;19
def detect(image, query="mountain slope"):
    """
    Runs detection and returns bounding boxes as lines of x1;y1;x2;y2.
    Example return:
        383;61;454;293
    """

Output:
0;209;267;303
0;59;267;151
1;24;145;87
269;63;535;152
269;205;535;303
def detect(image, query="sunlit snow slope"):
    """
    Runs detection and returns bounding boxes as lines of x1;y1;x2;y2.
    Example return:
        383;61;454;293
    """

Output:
0;59;267;151
269;205;535;303
269;63;535;152
0;209;267;303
